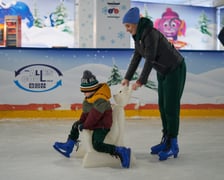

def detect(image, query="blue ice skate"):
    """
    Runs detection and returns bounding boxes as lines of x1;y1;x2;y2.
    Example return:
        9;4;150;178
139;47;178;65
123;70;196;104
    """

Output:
115;146;131;168
53;139;79;158
158;138;179;161
151;135;167;154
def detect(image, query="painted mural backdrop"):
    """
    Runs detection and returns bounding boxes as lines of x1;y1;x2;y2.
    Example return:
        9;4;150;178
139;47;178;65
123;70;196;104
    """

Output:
154;7;187;49
0;0;222;49
131;1;217;50
0;0;76;47
0;48;224;109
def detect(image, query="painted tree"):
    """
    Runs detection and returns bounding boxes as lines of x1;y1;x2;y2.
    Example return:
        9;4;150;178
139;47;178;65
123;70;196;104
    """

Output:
51;1;68;27
131;71;139;81
107;61;157;90
144;80;158;91
33;1;44;28
143;4;153;20
62;25;72;34
107;62;123;86
133;71;157;91
198;11;212;36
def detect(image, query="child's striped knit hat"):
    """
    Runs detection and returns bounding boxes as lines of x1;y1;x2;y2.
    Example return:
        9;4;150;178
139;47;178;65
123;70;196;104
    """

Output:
80;70;99;92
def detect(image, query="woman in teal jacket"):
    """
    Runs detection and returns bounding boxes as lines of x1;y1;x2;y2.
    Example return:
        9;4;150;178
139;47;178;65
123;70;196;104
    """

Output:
121;7;186;161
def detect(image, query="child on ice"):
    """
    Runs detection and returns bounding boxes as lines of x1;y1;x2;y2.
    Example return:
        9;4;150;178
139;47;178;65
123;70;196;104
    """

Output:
53;70;131;168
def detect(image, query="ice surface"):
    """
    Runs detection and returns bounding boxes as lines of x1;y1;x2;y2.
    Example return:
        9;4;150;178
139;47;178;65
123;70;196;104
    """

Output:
0;118;224;180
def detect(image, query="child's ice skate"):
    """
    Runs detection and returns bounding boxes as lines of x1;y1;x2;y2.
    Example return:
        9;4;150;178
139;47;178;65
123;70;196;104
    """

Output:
53;139;79;158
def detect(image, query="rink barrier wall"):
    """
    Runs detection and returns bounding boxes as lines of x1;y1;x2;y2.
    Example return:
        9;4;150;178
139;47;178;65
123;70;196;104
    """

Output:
0;103;224;118
1;49;224;119
0;110;224;119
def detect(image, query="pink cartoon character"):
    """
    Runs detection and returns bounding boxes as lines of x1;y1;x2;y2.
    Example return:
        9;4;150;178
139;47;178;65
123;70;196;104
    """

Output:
154;8;187;48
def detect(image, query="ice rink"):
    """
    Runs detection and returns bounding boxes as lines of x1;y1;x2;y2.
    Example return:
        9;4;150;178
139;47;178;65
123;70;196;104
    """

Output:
0;117;224;180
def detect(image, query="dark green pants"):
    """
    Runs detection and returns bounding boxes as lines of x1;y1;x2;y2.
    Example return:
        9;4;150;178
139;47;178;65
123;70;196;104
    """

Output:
157;60;186;138
69;121;115;155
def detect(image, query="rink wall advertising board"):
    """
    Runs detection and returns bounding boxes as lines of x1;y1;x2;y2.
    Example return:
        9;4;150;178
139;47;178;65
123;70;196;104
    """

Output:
93;0;130;48
0;48;224;118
